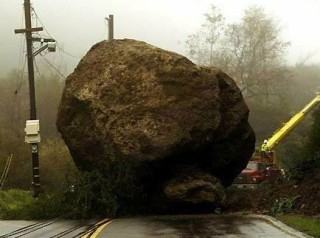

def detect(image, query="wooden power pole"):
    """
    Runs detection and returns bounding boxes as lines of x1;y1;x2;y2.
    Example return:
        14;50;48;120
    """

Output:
14;0;54;197
15;0;40;120
106;14;114;40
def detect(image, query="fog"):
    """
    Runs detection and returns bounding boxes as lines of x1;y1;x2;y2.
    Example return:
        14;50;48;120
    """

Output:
1;0;320;77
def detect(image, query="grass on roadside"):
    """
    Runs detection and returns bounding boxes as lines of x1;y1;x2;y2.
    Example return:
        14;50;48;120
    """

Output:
0;189;71;220
277;214;320;238
0;190;33;219
0;162;141;220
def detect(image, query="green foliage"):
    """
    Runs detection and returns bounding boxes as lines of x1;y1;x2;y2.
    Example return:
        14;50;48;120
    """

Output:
65;156;141;218
304;107;320;157
269;195;300;216
285;106;320;179
0;189;73;219
277;214;320;238
0;190;33;219
0;155;141;219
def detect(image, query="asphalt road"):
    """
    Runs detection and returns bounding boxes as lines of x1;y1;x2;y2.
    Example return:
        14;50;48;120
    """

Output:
0;219;96;238
94;215;311;238
0;215;312;238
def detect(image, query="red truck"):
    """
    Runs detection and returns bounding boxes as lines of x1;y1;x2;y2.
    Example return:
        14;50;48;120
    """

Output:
233;160;282;189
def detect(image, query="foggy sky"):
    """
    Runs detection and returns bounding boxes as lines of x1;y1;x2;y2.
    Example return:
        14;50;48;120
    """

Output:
1;0;320;77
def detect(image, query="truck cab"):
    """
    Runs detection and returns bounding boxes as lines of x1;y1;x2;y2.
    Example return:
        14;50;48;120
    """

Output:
233;160;282;189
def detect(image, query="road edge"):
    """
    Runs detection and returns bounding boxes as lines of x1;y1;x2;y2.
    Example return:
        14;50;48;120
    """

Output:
248;214;314;238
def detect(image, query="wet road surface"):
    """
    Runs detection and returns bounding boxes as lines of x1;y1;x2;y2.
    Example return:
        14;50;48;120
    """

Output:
0;215;311;238
0;219;96;238
95;215;310;238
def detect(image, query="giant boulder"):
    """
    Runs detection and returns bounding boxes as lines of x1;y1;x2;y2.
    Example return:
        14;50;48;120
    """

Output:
56;39;255;206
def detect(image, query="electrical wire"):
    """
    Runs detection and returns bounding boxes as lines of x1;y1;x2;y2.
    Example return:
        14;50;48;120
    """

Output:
16;55;27;94
98;19;108;41
40;55;67;80
56;45;81;59
17;27;25;74
31;7;52;39
34;57;42;78
32;8;81;59
18;6;78;83
15;2;27;93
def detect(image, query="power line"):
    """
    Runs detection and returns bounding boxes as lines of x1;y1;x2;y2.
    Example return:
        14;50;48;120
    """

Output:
40;55;67;80
56;45;81;59
26;8;68;79
34;57;41;78
98;19;108;40
32;8;81;59
17;6;26;73
31;7;52;39
16;54;27;95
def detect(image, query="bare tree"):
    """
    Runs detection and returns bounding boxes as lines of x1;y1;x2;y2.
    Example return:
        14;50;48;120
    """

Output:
186;5;225;66
186;5;291;106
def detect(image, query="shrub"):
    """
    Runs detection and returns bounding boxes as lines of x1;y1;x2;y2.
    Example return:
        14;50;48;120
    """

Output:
269;195;300;216
67;155;141;218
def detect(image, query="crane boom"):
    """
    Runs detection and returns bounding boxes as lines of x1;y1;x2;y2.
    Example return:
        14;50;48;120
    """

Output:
266;94;320;150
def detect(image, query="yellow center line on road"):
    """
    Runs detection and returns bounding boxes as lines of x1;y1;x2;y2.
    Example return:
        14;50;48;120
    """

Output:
81;220;113;238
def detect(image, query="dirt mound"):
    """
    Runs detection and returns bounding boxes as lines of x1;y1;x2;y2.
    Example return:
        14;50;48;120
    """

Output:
56;39;255;208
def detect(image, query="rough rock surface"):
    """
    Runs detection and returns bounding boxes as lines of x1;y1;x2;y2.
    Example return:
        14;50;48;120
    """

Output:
56;39;255;206
164;167;226;204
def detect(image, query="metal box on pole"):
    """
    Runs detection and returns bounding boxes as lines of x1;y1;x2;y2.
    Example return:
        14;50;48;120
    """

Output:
25;120;41;144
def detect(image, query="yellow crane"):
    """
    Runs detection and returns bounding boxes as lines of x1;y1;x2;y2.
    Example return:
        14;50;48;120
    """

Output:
234;94;320;188
261;94;320;163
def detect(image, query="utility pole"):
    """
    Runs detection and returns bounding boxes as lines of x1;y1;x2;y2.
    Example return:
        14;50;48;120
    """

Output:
14;0;55;197
105;14;114;40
